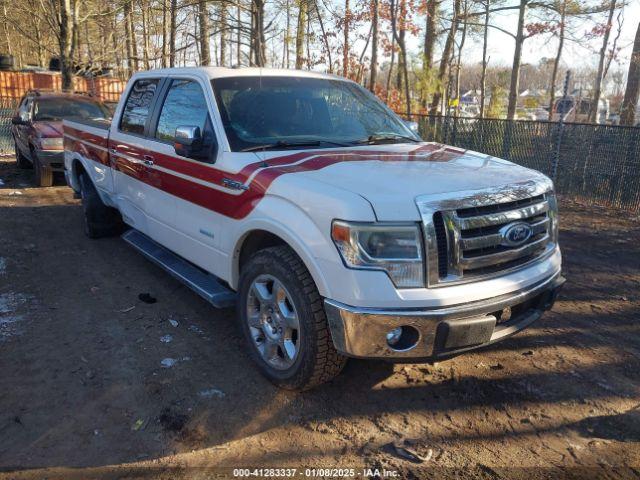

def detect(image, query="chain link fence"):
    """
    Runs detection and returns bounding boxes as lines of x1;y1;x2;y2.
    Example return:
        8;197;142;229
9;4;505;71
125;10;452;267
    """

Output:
406;114;640;212
0;97;19;155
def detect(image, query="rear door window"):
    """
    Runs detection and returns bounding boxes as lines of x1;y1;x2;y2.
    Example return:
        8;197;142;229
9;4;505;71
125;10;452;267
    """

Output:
119;78;160;135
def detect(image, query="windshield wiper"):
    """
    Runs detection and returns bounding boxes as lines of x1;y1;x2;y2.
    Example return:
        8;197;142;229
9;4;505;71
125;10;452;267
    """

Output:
355;133;420;145
240;139;349;152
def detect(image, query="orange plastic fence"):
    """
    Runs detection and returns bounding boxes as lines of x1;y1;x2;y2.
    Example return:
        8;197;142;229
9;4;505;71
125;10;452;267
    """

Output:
0;71;125;102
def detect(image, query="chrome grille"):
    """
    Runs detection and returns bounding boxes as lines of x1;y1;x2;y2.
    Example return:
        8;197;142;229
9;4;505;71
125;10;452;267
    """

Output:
417;180;558;287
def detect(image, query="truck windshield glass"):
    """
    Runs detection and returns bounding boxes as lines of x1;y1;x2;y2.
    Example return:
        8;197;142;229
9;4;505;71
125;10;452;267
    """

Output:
211;76;419;151
33;98;111;121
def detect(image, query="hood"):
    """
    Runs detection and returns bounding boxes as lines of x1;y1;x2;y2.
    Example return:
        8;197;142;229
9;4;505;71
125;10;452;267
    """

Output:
261;143;550;221
32;120;63;138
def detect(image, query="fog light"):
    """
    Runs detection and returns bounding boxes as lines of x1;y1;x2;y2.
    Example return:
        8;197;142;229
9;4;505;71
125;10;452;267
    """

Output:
386;327;403;346
385;325;420;351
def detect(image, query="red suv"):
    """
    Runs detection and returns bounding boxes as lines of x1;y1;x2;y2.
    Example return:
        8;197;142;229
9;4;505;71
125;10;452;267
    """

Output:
11;90;112;186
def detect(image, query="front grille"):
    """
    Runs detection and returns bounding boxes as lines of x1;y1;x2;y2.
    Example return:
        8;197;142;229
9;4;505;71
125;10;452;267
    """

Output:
429;192;556;285
433;212;449;278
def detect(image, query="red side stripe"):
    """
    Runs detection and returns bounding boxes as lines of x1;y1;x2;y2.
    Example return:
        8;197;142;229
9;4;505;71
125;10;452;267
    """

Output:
69;132;466;219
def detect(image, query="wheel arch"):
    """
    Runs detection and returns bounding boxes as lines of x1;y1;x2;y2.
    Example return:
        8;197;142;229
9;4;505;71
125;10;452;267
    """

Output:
68;156;88;192
231;222;331;298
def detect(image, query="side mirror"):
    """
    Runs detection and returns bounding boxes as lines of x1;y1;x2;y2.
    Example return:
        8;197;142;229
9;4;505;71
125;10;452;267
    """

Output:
174;125;202;158
404;120;419;134
11;115;27;125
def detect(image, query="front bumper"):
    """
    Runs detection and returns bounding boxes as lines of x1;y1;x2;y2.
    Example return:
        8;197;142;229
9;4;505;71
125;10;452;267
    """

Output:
324;271;565;361
35;150;64;171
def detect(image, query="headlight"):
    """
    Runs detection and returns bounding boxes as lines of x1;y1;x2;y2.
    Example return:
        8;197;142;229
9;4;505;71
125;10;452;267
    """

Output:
331;221;424;288
40;137;63;150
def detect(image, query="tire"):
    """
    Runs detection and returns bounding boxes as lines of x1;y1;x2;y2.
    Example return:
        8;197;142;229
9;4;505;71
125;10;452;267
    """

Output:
79;173;123;238
15;142;32;169
33;153;53;187
237;246;347;390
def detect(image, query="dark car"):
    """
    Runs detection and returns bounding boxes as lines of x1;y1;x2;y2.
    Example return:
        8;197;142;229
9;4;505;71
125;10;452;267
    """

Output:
11;90;112;186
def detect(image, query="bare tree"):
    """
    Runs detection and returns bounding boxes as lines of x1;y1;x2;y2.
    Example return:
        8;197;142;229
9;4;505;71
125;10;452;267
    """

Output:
479;0;490;118
369;0;379;91
430;0;460;115
589;0;617;122
506;0;528;120
198;0;211;65
343;0;350;77
620;21;639;125
295;0;306;68
547;0;567;120
54;0;81;90
251;0;266;66
169;0;177;67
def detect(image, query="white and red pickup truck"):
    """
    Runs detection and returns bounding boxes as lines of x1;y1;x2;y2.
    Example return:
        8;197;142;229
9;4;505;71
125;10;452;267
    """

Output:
64;67;564;390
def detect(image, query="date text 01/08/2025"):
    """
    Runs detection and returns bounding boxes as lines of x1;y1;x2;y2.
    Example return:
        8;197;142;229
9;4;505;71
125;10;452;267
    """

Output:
232;468;400;477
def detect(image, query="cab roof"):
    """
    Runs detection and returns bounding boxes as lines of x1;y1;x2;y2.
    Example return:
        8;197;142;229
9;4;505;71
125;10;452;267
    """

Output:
132;66;349;82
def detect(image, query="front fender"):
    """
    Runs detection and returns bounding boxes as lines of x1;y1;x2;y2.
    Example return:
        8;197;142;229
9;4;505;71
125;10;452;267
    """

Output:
227;189;376;298
229;209;333;297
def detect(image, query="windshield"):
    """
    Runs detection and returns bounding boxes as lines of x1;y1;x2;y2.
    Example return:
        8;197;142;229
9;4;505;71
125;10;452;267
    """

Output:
211;76;419;151
33;97;111;121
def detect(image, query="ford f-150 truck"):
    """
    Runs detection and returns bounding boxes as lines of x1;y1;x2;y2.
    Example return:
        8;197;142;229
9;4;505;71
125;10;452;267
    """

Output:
64;67;564;390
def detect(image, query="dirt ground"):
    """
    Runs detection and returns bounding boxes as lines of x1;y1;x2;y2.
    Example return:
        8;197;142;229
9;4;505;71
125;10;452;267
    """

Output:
0;155;639;480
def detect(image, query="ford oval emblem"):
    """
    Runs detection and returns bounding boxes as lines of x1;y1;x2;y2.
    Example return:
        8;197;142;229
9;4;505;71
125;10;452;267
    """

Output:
500;222;533;247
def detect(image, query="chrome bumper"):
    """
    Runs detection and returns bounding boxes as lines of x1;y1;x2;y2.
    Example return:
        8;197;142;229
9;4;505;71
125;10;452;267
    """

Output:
324;271;565;360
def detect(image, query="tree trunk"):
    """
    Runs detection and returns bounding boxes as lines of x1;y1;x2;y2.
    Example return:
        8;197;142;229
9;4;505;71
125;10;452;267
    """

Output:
283;0;290;68
198;0;211;65
620;21;640;126
590;0;616;122
169;0;177;67
251;0;266;66
369;0;378;91
479;0;489;118
124;0;137;73
423;0;437;70
506;0;527;120
547;0;566;120
343;0;350;77
389;0;410;113
237;2;241;65
140;0;151;69
385;35;395;102
430;0;459;115
454;0;468;116
295;0;306;69
219;2;227;65
162;0;169;67
59;0;77;90
2;1;11;56
315;0;332;72
421;0;438;109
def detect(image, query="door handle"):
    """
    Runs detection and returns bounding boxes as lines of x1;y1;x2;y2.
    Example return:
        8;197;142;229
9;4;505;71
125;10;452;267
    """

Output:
143;155;154;166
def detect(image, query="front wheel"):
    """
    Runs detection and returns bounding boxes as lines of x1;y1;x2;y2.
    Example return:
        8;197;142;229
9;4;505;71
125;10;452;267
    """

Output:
15;142;31;169
33;153;53;187
238;246;347;390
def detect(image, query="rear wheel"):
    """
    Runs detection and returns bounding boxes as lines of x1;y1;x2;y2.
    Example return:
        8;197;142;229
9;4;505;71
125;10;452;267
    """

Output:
33;152;53;187
15;142;31;169
238;246;347;390
79;173;123;238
